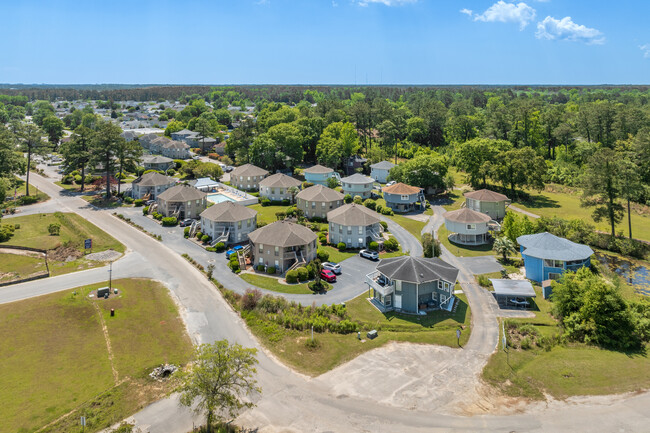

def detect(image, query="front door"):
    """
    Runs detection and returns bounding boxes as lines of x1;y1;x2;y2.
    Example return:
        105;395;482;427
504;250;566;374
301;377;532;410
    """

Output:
394;294;402;309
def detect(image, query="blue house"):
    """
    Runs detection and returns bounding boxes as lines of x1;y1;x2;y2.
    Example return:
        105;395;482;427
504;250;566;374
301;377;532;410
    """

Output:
304;164;340;186
517;232;594;283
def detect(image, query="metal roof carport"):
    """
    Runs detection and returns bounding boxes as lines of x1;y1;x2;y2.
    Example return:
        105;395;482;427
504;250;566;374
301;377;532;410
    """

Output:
490;279;536;309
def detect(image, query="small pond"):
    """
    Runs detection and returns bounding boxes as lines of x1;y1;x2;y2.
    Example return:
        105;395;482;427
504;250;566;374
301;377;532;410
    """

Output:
596;253;650;297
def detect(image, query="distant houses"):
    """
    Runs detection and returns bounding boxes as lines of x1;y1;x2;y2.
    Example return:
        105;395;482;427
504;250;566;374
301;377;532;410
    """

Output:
142;155;174;172
131;172;176;200
517;232;594;283
230;164;269;191
303;164;339;186
296;185;344;219
370;160;395;183
139;133;190;159
340;173;375;199
443;208;493;245
464;189;510;220
382;182;425;213
259;173;302;202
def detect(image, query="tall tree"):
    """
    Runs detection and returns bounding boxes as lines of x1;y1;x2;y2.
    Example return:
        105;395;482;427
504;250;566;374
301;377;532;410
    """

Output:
179;341;260;433
617;153;643;239
454;138;512;188
491;147;546;197
193;113;216;153
115;139;143;195
41;115;65;149
315;122;360;170
388;153;449;192
17;123;48;196
60;125;94;191
0;125;24;179
581;148;624;238
90;121;124;198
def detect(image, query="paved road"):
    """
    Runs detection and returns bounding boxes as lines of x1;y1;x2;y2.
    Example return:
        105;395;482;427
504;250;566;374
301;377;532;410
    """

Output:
6;172;650;433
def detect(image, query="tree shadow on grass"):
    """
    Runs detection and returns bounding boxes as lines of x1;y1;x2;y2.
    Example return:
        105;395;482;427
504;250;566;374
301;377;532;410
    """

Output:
380;298;468;329
517;192;560;210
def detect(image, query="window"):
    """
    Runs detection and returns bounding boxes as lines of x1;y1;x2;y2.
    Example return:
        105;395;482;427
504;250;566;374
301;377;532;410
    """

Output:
358;238;363;244
259;244;263;253
274;246;279;256
196;200;200;204
438;280;443;289
466;224;476;230
274;260;279;268
258;257;263;264
358;226;363;234
237;221;242;229
347;226;352;235
187;201;191;206
312;201;316;208
321;202;326;207
247;176;251;181
401;194;409;201
544;259;564;268
271;188;275;195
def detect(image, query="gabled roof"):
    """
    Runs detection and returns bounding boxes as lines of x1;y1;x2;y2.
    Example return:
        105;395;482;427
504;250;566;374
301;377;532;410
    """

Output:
443;208;492;224
376;256;459;284
382;182;421;195
464;189;509;202
304;164;334;174
370;160;396;170
340;173;374;184
163;140;189;150
327;203;380;226
132;172;175;187
517;232;594;261
200;201;257;222
142;155;173;164
248;220;317;247
230;163;269;178
259;173;302;189
296;184;344;202
157;184;206;202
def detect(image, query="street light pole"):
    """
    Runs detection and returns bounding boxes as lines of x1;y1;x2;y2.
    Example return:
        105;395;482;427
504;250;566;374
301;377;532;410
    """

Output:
109;261;113;290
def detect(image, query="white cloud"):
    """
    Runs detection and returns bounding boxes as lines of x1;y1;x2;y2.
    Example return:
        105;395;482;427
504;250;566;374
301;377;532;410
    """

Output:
357;0;417;6
641;44;650;58
465;1;537;30
536;16;605;44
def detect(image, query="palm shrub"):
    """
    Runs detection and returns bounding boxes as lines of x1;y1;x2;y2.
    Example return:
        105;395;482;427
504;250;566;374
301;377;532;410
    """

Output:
493;237;516;262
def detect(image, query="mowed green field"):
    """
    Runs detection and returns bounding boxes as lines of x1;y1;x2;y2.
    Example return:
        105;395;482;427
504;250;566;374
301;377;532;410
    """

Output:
0;252;47;283
2;212;125;253
0;278;193;433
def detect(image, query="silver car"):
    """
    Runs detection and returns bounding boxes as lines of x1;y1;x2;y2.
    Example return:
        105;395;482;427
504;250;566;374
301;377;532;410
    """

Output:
359;249;379;261
322;262;342;275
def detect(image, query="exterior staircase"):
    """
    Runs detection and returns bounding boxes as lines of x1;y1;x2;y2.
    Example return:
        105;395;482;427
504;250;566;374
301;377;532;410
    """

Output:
236;244;250;270
210;229;230;245
148;203;158;214
287;250;306;272
189;220;200;238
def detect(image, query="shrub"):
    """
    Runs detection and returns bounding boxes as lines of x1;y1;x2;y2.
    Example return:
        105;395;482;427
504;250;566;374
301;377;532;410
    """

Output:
344;194;352;204
74;174;82;183
205;247;216;252
71;170;80;176
306;262;316;279
61;174;73;184
0;224;15;242
260;197;271;206
363;199;376;210
286;269;299;284
134;199;144;207
195;231;203;239
166;168;176;175
48;223;61;236
281;199;290;206
379;221;388;232
477;275;491;287
13;223;20;229
241;288;262;311
302;181;314;189
18;195;39;205
337;242;346;252
162;217;178;226
257;264;266;272
183;227;190;237
375;204;383;214
369;241;379;251
326;176;339;189
353;195;363;205
153;212;163;221
228;259;240;272
266;266;276;275
317;249;329;262
384;237;399;252
142;205;149;215
124;196;134;204
297;267;309;282
201;234;211;243
215;242;226;252
308;280;330;292
381;207;394;216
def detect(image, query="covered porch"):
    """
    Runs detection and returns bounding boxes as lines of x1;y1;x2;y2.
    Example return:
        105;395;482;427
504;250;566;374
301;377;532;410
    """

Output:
448;232;490;246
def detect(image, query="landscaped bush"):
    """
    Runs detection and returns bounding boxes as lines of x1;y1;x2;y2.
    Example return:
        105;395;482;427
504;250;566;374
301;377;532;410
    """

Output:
74;174;82;183
384;237;399;252
71;170;80;176
124;196;134;204
228;258;240;272
133;199;144;207
308;280;331;292
166;168;176;175
353;195;363;205
344;194;352;204
266;266;276;275
363;199;376;210
285;269;299;284
337;242;346;251
369;241;379;251
306;262;316;279
297;267;309;282
184;227;190;237
381;207;394;216
61;174;73;184
48;223;61;236
142;205;149;215
153;212;163;220
477;275;491;287
379;221;388;231
0;224;16;242
205;247;216;252
281;199;290;206
317;249;329;262
215;242;226;252
18;195;39;205
302;181;314;189
257;264;266;272
260;197;271;206
201;234;211;243
195;231;202;239
162;217;178;226
376;204;383;214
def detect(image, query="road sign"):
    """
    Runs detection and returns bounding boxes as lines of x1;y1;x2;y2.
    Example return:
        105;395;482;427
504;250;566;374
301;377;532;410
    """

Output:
84;239;92;249
81;416;86;426
456;329;461;339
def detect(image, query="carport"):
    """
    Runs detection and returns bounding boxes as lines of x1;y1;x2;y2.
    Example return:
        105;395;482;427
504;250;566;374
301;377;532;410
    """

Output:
490;279;536;309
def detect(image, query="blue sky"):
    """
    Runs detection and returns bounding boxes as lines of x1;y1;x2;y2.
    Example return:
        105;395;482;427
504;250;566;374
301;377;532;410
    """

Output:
0;0;648;84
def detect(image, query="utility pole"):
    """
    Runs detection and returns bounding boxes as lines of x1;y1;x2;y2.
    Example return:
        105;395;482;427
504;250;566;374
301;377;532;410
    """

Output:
109;261;113;290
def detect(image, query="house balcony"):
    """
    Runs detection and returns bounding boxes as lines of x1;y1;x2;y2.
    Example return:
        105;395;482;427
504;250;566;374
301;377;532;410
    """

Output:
448;232;490;246
365;271;394;297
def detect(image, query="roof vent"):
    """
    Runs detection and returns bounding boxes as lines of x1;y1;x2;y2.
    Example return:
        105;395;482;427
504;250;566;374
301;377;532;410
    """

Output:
419;273;423;277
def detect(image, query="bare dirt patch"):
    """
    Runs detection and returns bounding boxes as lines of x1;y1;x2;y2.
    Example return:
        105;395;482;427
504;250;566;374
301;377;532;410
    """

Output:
48;245;83;262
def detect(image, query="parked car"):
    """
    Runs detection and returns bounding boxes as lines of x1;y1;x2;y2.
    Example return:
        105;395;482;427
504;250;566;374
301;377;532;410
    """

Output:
320;269;337;283
386;180;396;187
225;166;234;173
179;218;194;227
225;245;244;259
146;199;156;206
322;262;342;275
359;249;379;261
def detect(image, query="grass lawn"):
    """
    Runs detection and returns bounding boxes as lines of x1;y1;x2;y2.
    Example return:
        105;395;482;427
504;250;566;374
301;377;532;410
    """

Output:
239;273;314;295
248;204;293;224
319;243;404;264
0;278;193;433
54;180;83;191
511;184;650;242
1;213;125;277
0;252;48;283
437;225;495;257
81;194;128;208
242;293;471;376
389;214;427;240
1;178;49;209
440;189;465;212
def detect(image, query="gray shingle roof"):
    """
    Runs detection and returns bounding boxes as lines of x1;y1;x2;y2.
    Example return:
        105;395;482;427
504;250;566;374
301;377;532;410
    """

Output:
259;173;302;189
443;208;492;223
132;172;175;187
376;256;459;284
142;155;173;164
464;189;509;202
296;184;344;202
230;163;269;178
164;140;189;150
304;164;334;174
248;221;317;247
200;201;257;222
340;173;374;184
517;232;594;261
157;184;206;202
327;203;380;226
370;160;396;170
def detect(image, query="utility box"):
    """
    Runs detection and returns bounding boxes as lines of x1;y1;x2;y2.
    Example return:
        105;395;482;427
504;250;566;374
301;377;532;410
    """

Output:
97;287;110;298
367;330;378;340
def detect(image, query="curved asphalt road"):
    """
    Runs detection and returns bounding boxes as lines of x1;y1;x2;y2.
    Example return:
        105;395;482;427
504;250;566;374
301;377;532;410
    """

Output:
2;172;649;433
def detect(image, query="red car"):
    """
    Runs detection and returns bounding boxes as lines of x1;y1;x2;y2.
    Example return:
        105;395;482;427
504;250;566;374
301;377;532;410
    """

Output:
320;269;337;283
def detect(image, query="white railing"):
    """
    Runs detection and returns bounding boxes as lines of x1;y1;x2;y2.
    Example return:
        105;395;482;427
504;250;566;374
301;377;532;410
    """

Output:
365;271;394;297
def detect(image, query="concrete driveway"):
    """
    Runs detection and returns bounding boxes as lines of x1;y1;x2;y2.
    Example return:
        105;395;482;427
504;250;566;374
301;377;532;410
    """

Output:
456;256;503;275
